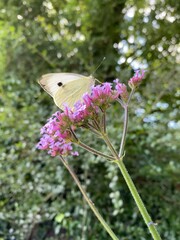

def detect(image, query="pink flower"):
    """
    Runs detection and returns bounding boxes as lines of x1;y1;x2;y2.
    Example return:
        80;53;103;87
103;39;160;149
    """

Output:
114;79;129;102
82;93;93;108
90;83;118;109
73;102;90;123
128;70;145;89
37;113;78;157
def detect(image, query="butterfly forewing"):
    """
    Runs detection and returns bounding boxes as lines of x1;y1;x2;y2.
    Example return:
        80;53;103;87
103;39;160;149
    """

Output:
54;77;94;109
39;73;89;97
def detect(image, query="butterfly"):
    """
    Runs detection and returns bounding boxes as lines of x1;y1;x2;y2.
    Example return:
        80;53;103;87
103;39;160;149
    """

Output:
38;73;95;110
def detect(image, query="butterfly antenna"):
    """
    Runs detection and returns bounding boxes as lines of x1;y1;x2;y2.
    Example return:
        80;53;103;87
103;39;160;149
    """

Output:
91;57;106;76
91;57;106;84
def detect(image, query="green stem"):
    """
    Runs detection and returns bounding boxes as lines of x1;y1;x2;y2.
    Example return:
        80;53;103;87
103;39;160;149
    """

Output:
118;106;128;157
78;141;115;161
59;156;119;240
116;160;162;240
101;133;119;159
101;110;106;133
101;134;162;240
118;88;134;157
93;117;101;131
70;126;115;160
127;88;135;105
86;123;102;136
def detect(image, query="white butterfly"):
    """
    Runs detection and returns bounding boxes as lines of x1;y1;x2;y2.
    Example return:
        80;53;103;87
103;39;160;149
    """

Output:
39;73;95;110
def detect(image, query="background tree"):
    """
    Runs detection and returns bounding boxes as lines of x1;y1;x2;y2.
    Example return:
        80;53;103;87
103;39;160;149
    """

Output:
0;0;179;239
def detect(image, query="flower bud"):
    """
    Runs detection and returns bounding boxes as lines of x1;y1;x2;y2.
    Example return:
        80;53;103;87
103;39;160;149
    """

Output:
128;70;145;89
114;79;129;102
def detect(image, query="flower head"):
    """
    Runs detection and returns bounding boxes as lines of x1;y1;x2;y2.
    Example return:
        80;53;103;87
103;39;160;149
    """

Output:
114;79;129;102
37;112;78;157
128;70;145;89
90;83;118;109
72;100;92;122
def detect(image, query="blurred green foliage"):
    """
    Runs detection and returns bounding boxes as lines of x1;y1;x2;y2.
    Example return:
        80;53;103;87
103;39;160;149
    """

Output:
0;0;179;239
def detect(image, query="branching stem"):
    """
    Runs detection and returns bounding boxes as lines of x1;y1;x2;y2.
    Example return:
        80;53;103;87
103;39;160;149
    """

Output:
78;141;115;161
118;105;128;157
99;88;162;239
59;156;119;240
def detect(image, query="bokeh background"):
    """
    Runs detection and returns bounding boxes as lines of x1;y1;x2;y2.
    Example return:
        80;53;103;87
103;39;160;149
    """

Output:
0;0;179;239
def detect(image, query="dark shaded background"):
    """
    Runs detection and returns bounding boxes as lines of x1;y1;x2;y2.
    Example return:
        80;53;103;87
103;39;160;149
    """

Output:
0;0;179;239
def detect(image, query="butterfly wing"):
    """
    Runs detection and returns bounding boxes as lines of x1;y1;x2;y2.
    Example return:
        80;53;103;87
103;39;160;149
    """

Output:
54;76;94;110
38;73;88;97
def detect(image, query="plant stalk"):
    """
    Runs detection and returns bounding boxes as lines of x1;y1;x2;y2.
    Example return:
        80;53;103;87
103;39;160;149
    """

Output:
118;105;128;157
101;110;162;239
59;156;119;240
116;160;162;240
101;133;119;159
78;141;115;161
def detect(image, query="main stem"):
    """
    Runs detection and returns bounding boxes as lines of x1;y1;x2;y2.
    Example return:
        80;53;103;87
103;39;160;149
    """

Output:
116;160;162;240
59;156;119;240
101;104;162;239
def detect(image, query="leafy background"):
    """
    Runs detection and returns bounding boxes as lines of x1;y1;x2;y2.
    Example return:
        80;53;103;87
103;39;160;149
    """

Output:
0;0;179;239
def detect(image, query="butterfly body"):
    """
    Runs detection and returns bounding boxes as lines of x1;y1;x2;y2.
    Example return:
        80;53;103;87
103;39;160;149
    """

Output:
39;73;95;110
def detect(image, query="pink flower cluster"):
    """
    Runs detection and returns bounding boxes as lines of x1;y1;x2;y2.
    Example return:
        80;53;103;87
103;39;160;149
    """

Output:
114;80;129;102
37;71;144;157
128;70;145;89
36;112;79;157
